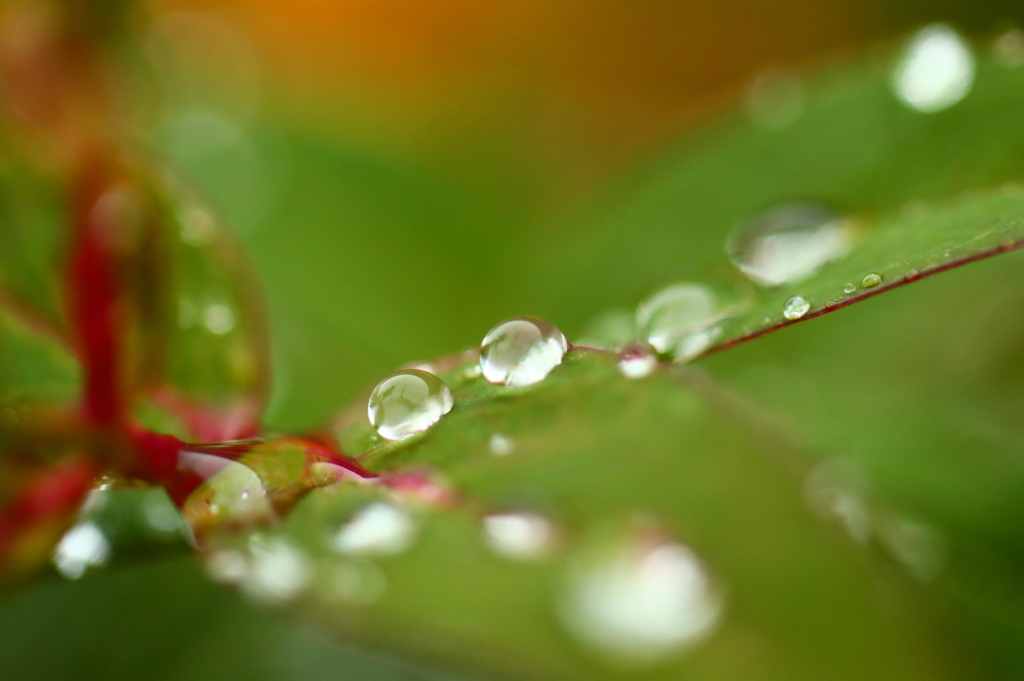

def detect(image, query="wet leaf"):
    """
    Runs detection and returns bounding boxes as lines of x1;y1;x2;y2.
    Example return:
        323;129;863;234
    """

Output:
198;350;963;681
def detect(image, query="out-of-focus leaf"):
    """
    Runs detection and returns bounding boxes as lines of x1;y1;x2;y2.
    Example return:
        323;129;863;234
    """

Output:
197;350;965;681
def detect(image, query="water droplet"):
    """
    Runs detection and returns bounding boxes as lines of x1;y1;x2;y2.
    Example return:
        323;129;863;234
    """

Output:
878;516;946;582
463;363;482;379
861;273;882;288
560;533;723;663
636;284;724;361
893;24;974;113
480;316;567;387
745;68;806;131
905;268;921;282
203;302;236;335
241;537;311;603
52;522;111;580
575;309;639;351
333;502;415;556
727;203;852;286
993;28;1024;67
782;296;811;320
804;459;872;544
489;433;515;456
367;369;453;441
843;282;856;294
180;451;274;533
618;346;658;380
203;548;249;584
483;512;554;560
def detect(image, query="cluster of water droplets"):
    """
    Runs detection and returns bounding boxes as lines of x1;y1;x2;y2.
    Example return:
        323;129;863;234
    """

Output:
365;316;568;442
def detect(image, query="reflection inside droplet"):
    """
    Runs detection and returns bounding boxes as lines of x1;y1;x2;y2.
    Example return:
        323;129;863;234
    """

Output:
636;284;726;362
367;370;453;441
480;316;567;387
560;534;723;664
52;522;111;580
782;295;811;321
333;502;415;556
893;24;974;113
483;512;553;560
727;203;851;287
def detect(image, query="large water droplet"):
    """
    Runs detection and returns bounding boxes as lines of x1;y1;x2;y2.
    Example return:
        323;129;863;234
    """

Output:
333;502;416;556
636;284;724;361
727;203;852;287
483;512;554;560
893;24;974;113
861;273;882;288
367;369;453;441
783;296;811;320
994;28;1024;67
560;533;723;664
480;316;567;387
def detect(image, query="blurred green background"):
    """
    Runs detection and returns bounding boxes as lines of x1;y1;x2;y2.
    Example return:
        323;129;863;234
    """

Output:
5;0;1024;679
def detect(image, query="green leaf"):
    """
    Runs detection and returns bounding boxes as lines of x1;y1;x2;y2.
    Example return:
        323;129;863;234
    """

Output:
197;351;960;680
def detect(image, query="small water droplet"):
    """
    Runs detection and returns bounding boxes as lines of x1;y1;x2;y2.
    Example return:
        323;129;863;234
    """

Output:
203;548;249;584
241;537;312;603
618;346;658;380
804;459;872;544
480;316;567;387
463;363;482;379
893;24;974;113
203;303;236;335
878;516;946;582
745;68;806;131
560;532;723;663
489;433;515;456
483;512;554;560
367;369;453;441
727;203;852;286
994;28;1024;67
825;300;839;310
782;296;811;320
52;522;111;580
636;284;724;361
861;273;882;288
843;282;856;294
905;268;921;282
333;502;416;556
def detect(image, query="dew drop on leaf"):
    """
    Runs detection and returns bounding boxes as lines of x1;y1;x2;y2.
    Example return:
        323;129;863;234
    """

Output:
636;284;724;361
483;512;554;560
726;203;852;287
241;536;312;604
480;316;567;387
367;369;453;441
618;346;657;380
559;529;723;664
861;272;883;288
488;432;514;456
332;502;416;557
892;24;974;113
843;282;856;294
51;521;111;580
783;295;811;320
